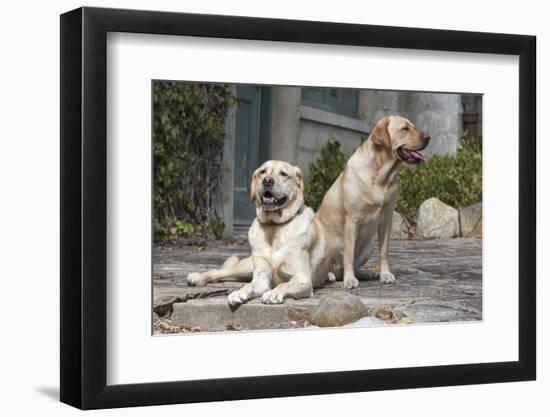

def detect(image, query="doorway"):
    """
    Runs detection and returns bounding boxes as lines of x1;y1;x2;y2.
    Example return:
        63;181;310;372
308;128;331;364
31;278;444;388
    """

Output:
233;85;272;226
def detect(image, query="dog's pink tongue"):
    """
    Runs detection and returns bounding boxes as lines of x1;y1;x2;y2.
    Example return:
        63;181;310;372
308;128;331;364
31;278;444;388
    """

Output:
410;150;426;161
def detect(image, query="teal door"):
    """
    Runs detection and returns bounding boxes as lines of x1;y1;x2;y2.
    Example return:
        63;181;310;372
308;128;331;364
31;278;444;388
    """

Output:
234;86;271;226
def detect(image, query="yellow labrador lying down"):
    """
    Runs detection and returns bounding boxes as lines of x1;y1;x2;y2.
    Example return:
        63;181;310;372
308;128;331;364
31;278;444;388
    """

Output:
189;160;332;306
187;116;430;305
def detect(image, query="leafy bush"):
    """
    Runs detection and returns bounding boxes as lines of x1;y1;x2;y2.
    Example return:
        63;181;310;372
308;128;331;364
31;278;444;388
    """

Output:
304;138;347;209
304;134;482;220
396;141;482;219
153;82;236;241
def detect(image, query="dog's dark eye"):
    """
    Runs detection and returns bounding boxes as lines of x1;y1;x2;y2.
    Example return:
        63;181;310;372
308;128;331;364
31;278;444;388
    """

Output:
259;169;267;175
279;171;289;177
402;126;410;131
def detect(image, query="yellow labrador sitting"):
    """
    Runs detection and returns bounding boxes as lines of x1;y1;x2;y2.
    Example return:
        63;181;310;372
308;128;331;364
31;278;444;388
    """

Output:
187;160;331;306
316;115;430;289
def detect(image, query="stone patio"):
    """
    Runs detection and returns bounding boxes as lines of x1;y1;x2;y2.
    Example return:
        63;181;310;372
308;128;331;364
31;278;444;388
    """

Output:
153;237;482;333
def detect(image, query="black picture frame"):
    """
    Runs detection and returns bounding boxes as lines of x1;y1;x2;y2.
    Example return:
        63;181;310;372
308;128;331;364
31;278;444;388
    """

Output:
60;6;536;410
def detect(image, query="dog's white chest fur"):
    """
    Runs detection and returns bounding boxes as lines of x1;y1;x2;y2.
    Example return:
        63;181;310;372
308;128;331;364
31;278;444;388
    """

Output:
248;207;314;281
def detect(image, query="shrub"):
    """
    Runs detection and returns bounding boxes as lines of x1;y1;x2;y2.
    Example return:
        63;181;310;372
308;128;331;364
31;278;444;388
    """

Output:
304;138;347;209
153;82;236;241
396;141;482;219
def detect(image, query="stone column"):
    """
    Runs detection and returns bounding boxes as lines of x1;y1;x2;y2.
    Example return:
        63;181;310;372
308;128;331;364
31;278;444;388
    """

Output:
360;90;403;126
270;87;301;164
358;90;369;121
406;93;463;156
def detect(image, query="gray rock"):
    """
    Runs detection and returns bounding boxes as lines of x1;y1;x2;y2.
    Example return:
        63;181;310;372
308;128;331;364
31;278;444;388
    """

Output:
310;292;368;327
459;202;482;237
391;211;409;240
416;197;459;238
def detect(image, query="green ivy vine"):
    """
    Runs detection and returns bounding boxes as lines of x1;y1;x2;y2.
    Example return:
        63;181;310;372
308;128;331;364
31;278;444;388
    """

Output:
153;82;237;241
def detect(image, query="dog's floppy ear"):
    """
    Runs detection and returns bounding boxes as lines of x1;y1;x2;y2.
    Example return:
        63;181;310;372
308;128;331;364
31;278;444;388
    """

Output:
370;116;391;148
249;168;259;203
294;166;304;193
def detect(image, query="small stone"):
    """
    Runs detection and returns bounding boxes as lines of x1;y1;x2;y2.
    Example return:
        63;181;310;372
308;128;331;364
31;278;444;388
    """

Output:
310;292;367;327
375;305;395;321
459;202;482;237
373;306;407;323
391;211;409;240
153;295;183;318
416;197;459;238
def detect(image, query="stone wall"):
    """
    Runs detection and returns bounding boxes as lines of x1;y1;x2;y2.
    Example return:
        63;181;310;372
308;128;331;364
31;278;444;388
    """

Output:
296;105;368;178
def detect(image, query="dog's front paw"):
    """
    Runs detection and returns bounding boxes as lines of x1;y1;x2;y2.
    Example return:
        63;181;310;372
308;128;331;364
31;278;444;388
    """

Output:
227;290;248;307
187;272;208;287
261;290;284;304
343;276;359;289
379;272;395;284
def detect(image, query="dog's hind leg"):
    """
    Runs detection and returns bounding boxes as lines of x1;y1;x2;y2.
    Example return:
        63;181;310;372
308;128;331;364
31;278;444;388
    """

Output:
186;256;253;286
354;241;380;281
354;240;374;269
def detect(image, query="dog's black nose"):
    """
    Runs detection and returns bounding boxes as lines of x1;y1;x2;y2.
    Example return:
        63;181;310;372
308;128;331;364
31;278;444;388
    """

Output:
423;134;431;144
262;176;274;187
